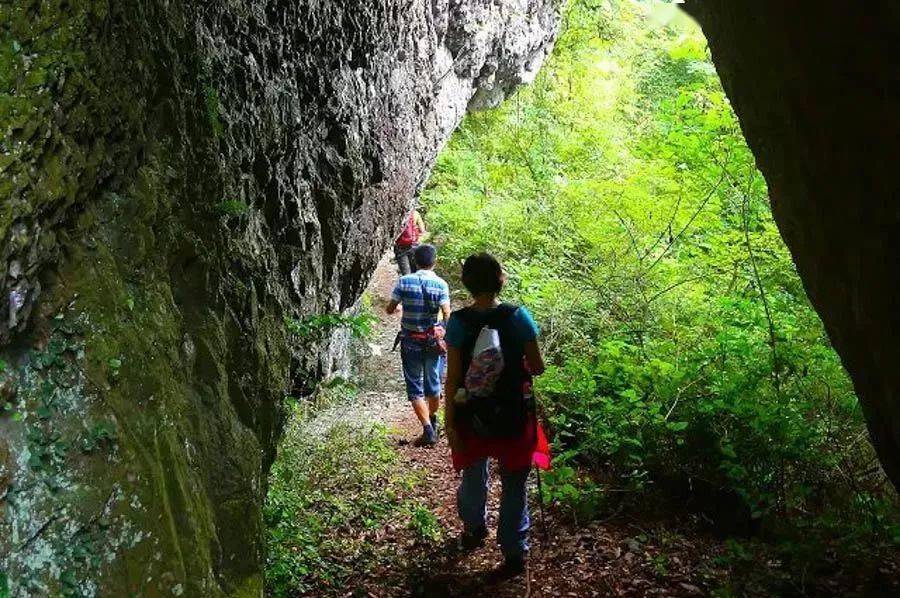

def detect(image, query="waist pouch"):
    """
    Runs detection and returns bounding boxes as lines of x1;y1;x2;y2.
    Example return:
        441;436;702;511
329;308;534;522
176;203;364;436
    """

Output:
402;325;446;356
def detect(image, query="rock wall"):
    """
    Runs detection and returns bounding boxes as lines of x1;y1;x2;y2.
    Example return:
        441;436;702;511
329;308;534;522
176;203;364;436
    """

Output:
0;1;559;595
684;1;900;489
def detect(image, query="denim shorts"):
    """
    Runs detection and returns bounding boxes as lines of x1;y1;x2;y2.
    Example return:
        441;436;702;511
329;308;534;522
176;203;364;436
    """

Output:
400;336;444;401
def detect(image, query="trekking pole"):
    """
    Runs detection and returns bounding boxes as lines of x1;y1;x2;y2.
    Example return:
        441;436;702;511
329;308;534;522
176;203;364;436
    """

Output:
532;395;550;545
535;467;549;544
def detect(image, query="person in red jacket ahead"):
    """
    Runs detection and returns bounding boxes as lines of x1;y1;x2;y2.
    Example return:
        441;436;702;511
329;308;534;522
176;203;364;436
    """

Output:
394;209;427;276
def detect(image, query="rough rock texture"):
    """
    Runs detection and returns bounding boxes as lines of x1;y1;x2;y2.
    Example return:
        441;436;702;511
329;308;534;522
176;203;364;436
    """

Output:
0;1;559;595
684;1;900;489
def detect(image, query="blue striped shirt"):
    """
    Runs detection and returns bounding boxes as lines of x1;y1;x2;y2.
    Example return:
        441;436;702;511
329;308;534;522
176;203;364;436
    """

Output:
391;270;451;332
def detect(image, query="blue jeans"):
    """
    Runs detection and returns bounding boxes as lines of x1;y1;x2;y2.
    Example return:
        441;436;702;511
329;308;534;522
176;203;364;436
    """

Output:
400;337;443;401
457;459;530;558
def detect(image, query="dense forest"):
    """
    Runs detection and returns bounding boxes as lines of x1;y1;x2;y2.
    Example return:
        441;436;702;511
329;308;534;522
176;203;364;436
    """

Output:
420;0;898;586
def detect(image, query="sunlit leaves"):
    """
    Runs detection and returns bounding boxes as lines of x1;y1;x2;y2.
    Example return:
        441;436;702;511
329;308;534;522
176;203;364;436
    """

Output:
422;0;893;541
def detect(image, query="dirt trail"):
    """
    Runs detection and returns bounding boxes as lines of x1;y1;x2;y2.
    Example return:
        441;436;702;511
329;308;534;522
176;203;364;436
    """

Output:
342;256;726;597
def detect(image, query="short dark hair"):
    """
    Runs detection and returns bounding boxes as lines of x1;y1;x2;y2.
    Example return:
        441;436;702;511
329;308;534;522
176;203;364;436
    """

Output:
461;253;504;296
414;244;437;267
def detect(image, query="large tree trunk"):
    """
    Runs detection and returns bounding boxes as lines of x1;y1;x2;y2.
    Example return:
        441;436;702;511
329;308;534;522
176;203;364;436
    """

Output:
0;1;558;594
685;1;900;489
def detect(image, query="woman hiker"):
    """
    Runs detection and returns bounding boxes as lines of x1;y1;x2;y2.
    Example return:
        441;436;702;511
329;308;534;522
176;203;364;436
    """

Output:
393;209;427;276
443;253;552;576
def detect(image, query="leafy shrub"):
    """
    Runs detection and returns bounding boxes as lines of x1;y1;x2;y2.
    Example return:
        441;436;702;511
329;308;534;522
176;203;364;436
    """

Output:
424;0;898;548
203;84;224;137
215;199;249;217
265;410;412;596
285;312;378;342
404;504;444;543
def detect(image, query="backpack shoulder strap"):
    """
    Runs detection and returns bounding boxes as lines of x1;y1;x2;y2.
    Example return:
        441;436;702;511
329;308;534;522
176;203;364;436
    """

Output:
456;308;483;369
416;272;438;314
454;306;478;326
485;303;519;327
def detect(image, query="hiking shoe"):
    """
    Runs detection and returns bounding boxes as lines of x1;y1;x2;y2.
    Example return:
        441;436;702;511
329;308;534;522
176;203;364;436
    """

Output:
499;553;527;577
412;430;437;447
460;526;488;551
430;417;440;438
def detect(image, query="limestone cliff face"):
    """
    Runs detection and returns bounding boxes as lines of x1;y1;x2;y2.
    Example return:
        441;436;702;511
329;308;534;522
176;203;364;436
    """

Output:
685;1;900;490
0;1;559;595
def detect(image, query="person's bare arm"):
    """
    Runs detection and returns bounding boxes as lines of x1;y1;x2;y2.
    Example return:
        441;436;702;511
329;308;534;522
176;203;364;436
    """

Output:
440;302;451;323
386;299;401;315
414;210;426;234
415;210;431;242
524;340;545;376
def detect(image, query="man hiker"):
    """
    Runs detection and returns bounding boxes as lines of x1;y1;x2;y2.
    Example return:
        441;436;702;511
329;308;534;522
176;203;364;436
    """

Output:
394;209;427;276
444;253;551;576
386;244;450;447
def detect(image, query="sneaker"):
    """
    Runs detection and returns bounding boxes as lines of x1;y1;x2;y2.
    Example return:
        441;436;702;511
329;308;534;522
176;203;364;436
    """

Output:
412;428;437;447
460;526;488;551
430;416;440;437
499;553;527;577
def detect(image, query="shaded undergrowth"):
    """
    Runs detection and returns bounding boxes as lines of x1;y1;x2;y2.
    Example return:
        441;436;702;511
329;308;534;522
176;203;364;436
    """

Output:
264;389;442;596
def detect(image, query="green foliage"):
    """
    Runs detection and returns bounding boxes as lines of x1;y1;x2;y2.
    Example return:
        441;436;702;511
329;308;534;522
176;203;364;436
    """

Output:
215;199;249;217
265;411;414;596
405;504;444;542
286;312;378;342
284;378;360;421
424;0;897;553
80;420;117;453
540;459;605;520
203;84;224;137
25;423;67;474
